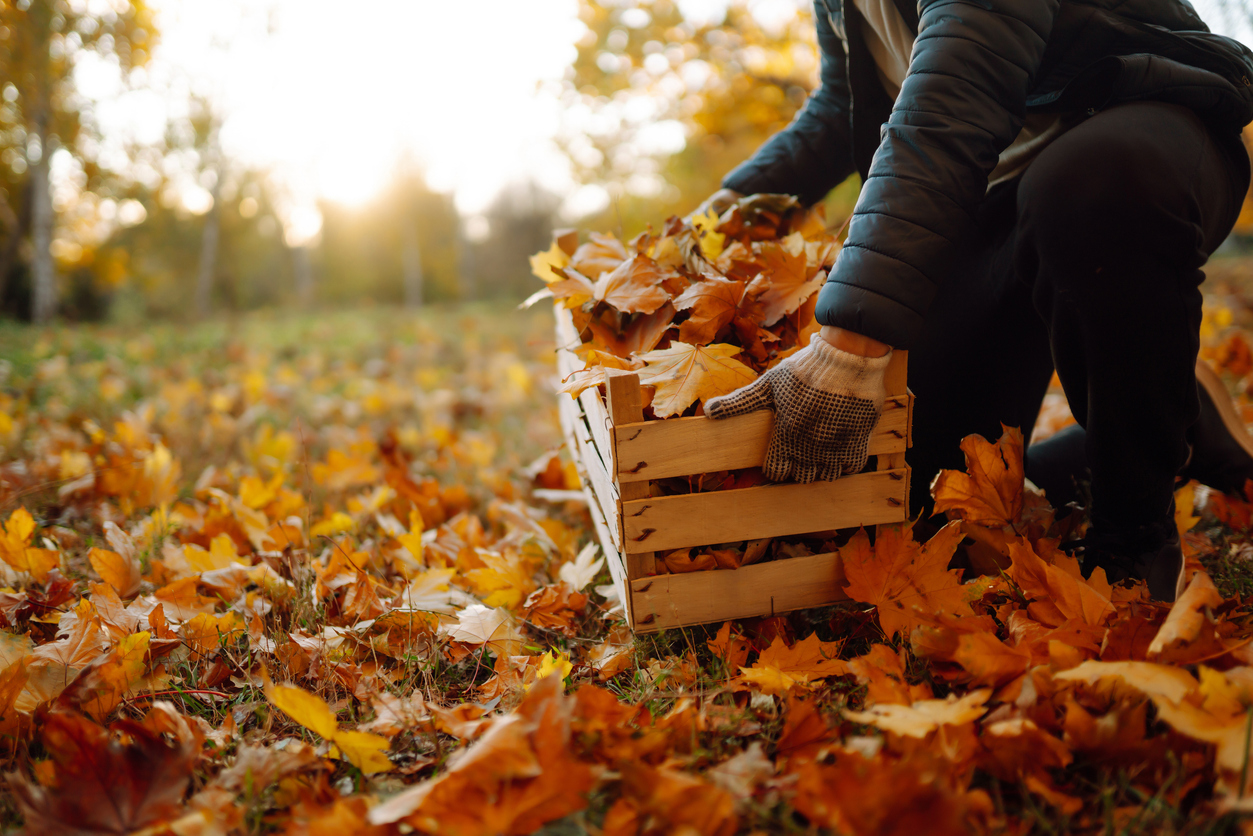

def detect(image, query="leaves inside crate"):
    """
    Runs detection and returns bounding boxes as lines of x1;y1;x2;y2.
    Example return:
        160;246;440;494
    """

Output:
533;193;839;419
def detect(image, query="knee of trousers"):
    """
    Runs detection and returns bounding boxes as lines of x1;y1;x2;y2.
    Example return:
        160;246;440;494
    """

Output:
1015;143;1196;273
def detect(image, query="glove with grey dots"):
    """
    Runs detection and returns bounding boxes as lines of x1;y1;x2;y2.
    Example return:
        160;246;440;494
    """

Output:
705;335;891;483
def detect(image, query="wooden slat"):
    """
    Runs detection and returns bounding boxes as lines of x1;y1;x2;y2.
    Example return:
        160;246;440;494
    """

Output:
560;394;622;551
885;349;908;397
554;309;615;466
630;550;851;632
584;481;631;623
615;395;909;483
604;371;654;583
621;468;908;554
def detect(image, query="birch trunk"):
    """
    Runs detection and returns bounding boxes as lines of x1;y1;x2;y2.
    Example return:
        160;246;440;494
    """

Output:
194;176;221;318
30;114;55;324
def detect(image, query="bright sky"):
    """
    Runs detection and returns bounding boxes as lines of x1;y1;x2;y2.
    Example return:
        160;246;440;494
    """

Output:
80;0;1253;243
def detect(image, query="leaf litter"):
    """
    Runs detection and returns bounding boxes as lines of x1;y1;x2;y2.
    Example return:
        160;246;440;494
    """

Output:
1;267;1253;833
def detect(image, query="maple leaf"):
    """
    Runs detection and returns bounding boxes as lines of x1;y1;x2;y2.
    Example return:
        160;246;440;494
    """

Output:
266;681;394;774
744;235;825;325
583;302;676;359
592;254;673;315
843;689;992;738
369;676;598;834
636;342;757;418
791;747;992;836
737;634;849;695
522;583;588;636
394;567;457;614
614;763;739;836
1145;571;1237;664
570;231;628;278
931;426;1024;527
673;276;748;345
840;522;971;640
446;604;524;657
1006;538;1114;628
11;707;199;836
690;208;727;260
848;644;931;705
708;622;751;670
56;631;154;721
88;546;143;599
529;240;571;284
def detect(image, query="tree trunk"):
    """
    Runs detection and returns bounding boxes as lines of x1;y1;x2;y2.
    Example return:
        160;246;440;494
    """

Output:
402;220;423;308
30;113;55;325
194;176;221;318
456;217;476;301
0;179;31;308
293;244;314;307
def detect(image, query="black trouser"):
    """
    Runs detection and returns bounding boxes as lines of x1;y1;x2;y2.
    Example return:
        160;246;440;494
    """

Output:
907;101;1250;531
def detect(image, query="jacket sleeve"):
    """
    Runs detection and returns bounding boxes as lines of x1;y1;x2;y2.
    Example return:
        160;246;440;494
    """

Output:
721;1;856;204
814;0;1058;349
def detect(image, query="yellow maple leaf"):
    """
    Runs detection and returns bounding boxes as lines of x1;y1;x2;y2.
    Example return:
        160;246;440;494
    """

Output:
636;342;757;418
310;511;355;539
530;240;571;283
266;681;394;774
535;650;573;684
690;208;726;260
738;634;849;695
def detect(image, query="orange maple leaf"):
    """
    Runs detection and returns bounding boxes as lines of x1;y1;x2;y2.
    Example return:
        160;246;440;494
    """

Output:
840;522;971;640
931;425;1025;527
1005;538;1114;628
744;236;825;326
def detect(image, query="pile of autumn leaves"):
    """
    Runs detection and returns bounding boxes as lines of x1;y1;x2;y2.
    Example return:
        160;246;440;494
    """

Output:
533;194;836;418
4;305;1253;835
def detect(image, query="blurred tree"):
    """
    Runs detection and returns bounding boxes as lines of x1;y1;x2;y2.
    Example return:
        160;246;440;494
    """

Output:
314;168;461;307
0;0;156;322
560;0;857;234
472;183;561;300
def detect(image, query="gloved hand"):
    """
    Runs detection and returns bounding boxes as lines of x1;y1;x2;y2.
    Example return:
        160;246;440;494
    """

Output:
694;188;743;219
706;334;891;483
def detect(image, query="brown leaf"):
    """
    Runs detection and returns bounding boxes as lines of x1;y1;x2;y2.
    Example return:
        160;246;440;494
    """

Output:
570;231;628;279
673;276;749;344
594;254;674;315
11;707;198;836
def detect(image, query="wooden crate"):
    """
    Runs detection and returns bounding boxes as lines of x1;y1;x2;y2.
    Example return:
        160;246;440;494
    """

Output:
554;307;912;632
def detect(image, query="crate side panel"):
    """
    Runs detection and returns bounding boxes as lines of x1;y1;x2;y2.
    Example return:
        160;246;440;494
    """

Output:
630;550;850;632
554;307;614;465
615;395;909;483
621;468;908;554
562;394;622;552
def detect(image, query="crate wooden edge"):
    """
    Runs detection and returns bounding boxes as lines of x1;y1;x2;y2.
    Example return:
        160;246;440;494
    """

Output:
630;548;852;632
613;394;911;483
620;467;909;554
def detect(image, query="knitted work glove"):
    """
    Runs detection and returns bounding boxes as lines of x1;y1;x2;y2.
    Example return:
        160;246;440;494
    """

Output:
705;335;892;483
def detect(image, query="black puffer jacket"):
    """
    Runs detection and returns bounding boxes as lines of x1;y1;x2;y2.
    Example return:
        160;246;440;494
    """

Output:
722;0;1253;349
